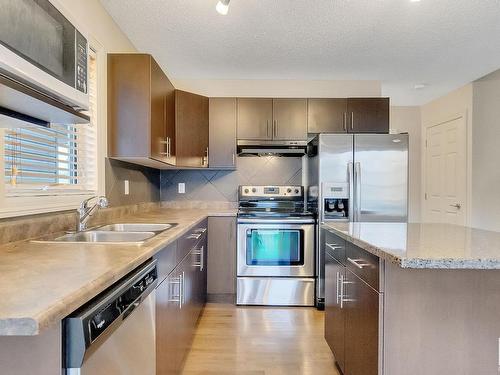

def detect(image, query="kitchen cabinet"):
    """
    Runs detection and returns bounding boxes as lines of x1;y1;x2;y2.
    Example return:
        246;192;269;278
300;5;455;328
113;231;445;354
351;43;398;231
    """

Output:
344;269;380;375
156;221;207;374
325;252;346;373
108;54;174;167
347;98;389;134
272;98;308;140
323;228;382;375
209;98;237;169
237;98;273;140
207;217;236;299
108;54;209;169
175;90;209;168
307;98;389;134
307;98;348;133
237;98;307;141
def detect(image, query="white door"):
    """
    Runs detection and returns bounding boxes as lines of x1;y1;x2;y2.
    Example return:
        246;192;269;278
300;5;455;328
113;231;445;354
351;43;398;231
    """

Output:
424;116;467;224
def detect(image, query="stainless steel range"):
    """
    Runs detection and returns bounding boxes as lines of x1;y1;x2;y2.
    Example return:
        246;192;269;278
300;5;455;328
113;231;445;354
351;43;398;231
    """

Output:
236;185;315;306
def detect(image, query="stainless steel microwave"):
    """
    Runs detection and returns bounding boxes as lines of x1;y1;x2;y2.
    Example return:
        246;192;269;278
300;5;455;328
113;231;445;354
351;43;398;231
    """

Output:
0;0;89;111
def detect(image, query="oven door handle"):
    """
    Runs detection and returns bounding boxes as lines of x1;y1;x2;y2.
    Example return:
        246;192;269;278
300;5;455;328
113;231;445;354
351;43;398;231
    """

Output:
237;218;316;225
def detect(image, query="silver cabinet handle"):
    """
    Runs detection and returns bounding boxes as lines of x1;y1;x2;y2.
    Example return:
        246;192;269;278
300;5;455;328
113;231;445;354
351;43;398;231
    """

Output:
232;152;235;165
167;137;171;158
348;162;354;221
193;246;204;271
187;233;202;240
450;203;461;209
351;112;354;131
340;275;355;308
343;112;347;132
273;119;278;138
180;271;185;308
193;227;207;233
347;257;370;269
267;120;270;137
336;271;341;305
354;162;361;221
168;276;181;304
326;243;343;251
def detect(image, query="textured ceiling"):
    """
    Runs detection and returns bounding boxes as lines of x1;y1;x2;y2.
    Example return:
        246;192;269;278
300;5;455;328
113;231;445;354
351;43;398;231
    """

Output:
100;0;500;105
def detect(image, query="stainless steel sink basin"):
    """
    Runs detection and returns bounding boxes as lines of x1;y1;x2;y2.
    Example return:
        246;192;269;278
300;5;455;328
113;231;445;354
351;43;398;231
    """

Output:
97;223;177;233
39;230;156;244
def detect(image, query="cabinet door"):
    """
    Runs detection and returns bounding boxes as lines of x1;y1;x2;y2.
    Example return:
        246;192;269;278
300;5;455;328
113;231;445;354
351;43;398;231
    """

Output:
237;98;273;140
207;217;236;296
347;98;389;134
273;98;308;140
325;253;346;373
164;73;176;165
344;269;380;375
209;98;237;168
175;90;209;167
150;58;167;162
156;272;181;375
308;98;347;133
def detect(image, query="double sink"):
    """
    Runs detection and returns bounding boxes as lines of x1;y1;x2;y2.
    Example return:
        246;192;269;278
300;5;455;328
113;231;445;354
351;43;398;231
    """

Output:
36;223;177;244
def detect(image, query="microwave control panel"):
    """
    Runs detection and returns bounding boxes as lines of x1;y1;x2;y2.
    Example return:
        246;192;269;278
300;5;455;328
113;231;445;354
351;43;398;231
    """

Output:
75;30;88;94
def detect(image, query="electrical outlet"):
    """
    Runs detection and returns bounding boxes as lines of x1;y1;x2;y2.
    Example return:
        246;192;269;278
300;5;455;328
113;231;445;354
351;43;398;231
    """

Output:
178;183;185;194
124;180;130;195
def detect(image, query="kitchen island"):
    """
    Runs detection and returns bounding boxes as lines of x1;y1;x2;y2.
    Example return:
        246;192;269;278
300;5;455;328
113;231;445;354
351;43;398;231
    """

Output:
322;222;500;375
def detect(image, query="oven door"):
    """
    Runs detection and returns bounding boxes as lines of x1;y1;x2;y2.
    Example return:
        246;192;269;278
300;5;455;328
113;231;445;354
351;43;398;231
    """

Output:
0;0;89;110
237;221;315;277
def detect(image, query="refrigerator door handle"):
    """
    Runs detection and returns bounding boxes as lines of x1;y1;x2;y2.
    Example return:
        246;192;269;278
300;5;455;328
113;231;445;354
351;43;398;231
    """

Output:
348;162;354;221
354;162;361;221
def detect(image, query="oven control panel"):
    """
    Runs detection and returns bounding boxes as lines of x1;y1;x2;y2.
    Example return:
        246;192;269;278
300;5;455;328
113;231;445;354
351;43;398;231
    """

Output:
239;185;303;198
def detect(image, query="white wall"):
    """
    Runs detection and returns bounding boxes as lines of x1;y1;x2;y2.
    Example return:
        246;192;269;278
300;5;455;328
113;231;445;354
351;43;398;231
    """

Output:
172;79;381;98
390;106;421;222
471;70;500;231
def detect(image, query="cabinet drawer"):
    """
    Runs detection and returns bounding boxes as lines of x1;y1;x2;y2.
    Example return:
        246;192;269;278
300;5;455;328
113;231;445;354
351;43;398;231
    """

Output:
154;242;177;283
177;219;208;262
346;243;380;291
324;229;346;265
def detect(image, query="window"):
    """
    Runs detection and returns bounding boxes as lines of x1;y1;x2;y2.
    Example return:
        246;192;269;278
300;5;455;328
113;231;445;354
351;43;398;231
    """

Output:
2;49;98;197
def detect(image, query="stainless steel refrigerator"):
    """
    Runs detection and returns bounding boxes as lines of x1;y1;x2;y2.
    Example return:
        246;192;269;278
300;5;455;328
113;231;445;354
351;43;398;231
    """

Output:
306;133;408;308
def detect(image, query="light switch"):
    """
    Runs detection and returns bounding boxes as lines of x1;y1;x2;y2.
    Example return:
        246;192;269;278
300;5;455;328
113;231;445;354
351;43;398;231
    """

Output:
178;183;185;194
124;180;130;195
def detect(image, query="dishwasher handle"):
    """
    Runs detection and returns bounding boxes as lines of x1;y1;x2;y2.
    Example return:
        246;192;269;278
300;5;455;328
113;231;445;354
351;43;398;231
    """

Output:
64;259;158;369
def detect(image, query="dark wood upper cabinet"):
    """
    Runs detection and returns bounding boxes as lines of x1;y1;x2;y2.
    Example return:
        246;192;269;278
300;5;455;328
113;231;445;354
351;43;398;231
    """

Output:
308;98;348;133
175;90;209;168
307;97;389;134
108;53;174;167
209;98;237;169
237;98;273;140
347;98;389;134
272;98;308;140
108;54;208;169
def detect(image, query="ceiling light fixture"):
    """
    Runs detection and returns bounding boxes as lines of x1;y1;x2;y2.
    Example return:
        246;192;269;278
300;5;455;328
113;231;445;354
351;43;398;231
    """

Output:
216;0;230;15
414;83;427;90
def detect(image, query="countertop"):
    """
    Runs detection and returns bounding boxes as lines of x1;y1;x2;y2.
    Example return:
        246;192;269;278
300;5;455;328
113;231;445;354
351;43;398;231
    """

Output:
0;208;236;336
323;222;500;270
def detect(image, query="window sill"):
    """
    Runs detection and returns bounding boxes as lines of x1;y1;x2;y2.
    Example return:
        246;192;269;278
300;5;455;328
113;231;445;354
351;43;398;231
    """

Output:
0;193;96;219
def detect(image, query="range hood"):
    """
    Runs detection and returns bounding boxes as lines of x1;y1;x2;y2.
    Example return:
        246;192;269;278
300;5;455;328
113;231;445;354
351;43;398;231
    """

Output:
237;140;308;157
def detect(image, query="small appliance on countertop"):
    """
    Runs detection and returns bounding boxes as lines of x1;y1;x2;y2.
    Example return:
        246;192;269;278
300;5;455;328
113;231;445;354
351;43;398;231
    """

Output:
236;185;316;306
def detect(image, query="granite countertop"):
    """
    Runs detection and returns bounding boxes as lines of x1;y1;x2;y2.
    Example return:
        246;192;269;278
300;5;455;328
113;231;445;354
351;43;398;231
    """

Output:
0;208;236;336
323;222;500;270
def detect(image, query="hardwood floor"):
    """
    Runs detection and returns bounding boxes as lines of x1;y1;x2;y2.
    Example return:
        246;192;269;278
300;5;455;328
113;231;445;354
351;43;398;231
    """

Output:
182;303;340;375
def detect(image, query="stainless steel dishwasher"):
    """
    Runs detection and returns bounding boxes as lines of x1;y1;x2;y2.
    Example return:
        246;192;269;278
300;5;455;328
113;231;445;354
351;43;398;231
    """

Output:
63;260;157;375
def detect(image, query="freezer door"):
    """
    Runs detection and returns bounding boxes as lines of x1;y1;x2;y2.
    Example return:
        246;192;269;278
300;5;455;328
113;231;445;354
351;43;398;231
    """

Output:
354;134;408;222
318;134;354;222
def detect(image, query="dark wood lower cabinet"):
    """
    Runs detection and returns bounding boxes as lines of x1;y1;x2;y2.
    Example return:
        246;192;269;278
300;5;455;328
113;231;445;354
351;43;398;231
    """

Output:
344;270;380;375
156;228;207;374
324;230;381;375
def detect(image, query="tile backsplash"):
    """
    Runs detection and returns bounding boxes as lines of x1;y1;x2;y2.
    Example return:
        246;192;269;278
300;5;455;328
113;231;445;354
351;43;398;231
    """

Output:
161;156;303;203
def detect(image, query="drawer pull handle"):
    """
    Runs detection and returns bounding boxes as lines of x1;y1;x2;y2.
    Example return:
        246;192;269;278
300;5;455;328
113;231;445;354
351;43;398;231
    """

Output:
326;243;343;251
347;257;370;269
187;233;202;240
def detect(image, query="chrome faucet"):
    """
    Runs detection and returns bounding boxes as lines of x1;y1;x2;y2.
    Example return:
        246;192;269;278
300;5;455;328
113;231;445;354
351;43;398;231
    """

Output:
76;196;109;232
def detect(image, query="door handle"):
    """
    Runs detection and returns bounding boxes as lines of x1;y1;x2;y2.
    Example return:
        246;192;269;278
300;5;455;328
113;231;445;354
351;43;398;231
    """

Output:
180;271;185;308
192;246;204;271
450;203;461;209
347;257;370;269
347;162;354;220
232;152;235;165
336;271;340;304
267;120;270;137
168;276;181;303
326;243;343;251
351;112;354;131
343;112;347;132
340;275;355;308
354;162;361;221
